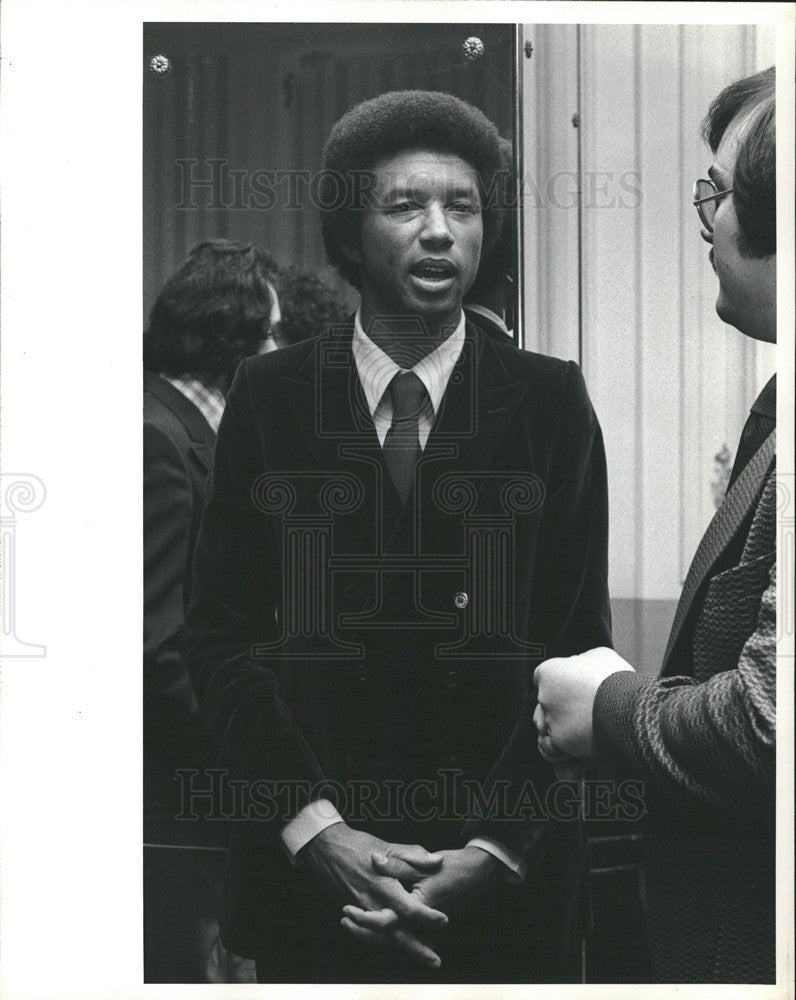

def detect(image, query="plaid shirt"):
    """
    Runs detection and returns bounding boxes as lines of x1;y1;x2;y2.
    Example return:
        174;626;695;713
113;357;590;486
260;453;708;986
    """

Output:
162;375;225;433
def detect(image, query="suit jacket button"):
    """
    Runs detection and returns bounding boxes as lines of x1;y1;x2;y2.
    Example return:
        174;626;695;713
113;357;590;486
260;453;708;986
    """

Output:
356;664;369;682
454;591;468;609
344;585;359;601
445;671;459;688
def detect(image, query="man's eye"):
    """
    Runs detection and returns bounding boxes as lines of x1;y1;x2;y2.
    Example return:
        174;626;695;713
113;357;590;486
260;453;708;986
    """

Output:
388;202;416;214
449;202;478;214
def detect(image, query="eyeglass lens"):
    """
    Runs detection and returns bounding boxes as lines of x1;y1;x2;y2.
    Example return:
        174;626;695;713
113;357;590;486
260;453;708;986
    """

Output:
694;179;719;230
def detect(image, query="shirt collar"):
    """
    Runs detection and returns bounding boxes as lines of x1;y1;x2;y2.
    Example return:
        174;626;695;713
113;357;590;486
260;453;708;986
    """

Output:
161;374;225;433
351;309;466;418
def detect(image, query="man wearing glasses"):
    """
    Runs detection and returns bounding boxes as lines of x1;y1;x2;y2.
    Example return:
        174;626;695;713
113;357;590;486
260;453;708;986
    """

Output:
533;66;777;983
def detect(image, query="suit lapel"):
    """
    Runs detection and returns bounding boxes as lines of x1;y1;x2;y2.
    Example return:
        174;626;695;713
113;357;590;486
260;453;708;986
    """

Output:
662;429;776;672
280;323;387;462
144;372;216;470
426;320;529;479
280;324;391;552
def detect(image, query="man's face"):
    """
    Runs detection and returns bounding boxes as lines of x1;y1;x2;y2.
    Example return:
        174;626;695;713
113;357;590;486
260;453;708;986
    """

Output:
701;112;776;343
348;149;483;333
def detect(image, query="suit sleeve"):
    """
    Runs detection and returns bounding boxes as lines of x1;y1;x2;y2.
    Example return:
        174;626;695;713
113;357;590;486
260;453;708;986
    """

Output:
465;360;612;856
592;563;776;812
184;361;327;832
144;419;201;719
525;360;612;659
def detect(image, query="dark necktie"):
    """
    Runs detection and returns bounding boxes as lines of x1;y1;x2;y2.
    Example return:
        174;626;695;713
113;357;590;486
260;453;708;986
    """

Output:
726;384;776;492
383;371;427;503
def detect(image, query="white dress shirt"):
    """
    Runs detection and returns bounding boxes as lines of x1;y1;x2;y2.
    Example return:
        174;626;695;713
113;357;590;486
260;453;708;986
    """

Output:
280;310;526;881
351;309;465;446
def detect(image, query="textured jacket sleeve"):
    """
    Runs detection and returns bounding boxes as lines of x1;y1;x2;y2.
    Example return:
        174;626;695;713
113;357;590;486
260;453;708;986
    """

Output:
184;360;327;827
465;360;613;857
593;562;776;812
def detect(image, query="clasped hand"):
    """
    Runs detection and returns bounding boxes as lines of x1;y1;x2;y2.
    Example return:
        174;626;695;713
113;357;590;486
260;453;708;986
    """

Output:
302;824;500;969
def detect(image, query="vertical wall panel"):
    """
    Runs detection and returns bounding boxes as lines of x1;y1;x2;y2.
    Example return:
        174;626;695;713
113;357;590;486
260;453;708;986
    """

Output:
579;24;643;598
679;24;718;588
520;24;579;360
636;26;685;599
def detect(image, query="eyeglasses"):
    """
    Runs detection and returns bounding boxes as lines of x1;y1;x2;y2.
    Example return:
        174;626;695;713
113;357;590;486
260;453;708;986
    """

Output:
693;178;733;233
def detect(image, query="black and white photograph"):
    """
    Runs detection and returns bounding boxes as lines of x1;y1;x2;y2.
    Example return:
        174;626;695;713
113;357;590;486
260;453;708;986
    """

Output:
1;3;794;998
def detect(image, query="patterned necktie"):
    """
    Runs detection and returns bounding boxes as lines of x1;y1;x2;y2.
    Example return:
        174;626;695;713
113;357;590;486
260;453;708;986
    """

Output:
383;371;427;503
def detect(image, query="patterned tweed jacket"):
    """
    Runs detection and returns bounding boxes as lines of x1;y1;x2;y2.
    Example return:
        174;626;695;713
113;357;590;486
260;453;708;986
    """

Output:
593;429;777;984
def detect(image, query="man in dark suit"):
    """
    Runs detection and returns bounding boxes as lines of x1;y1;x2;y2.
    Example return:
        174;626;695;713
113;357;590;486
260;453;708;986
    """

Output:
186;91;611;983
144;239;280;982
534;68;777;983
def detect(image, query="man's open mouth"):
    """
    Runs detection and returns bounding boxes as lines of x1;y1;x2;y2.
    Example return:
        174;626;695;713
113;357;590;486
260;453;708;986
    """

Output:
411;259;456;281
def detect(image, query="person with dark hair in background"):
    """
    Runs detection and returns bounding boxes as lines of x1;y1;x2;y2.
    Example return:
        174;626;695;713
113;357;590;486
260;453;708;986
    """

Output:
186;91;611;983
272;265;352;348
533;67;777;983
464;136;516;341
143;239;279;982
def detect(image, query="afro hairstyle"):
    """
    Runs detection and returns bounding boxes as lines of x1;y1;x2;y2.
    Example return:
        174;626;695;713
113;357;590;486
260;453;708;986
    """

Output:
466;137;516;301
319;90;504;288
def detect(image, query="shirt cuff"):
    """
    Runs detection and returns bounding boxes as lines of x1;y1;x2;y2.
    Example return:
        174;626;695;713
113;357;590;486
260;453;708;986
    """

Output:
280;799;344;865
467;837;527;882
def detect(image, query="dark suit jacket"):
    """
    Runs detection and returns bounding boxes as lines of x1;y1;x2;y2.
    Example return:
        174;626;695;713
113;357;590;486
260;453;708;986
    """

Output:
594;419;776;983
186;320;612;978
144;371;226;848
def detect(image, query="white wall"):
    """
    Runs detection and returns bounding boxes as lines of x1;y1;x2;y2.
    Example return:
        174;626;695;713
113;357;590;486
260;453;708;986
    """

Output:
521;23;776;602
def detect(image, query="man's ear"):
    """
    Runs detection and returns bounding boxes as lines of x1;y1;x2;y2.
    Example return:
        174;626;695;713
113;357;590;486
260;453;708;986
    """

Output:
340;243;362;265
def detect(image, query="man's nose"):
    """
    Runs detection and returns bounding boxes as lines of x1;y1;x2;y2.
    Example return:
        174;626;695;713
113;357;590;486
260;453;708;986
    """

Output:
420;203;454;247
699;227;713;245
